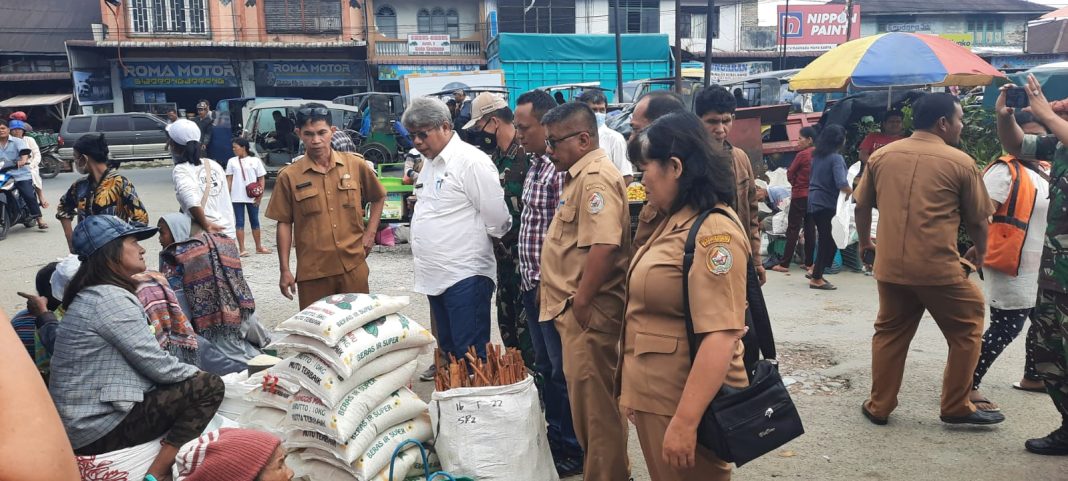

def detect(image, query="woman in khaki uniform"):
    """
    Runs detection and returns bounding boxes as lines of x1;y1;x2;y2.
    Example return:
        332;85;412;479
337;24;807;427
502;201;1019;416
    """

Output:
621;112;750;480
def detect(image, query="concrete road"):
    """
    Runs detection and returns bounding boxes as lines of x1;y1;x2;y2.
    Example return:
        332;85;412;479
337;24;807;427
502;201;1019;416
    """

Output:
2;167;1065;480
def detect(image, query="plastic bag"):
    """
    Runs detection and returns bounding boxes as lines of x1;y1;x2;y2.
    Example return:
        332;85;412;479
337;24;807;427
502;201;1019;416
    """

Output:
77;437;162;481
430;376;559;481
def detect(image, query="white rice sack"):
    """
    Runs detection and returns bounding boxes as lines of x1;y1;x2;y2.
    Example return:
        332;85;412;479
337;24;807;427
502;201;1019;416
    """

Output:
77;437;162;481
245;374;302;411
269;314;434;377
299;414;433;481
218;370;256;421
368;446;419;481
293;457;355;481
276;293;410;345
240;405;289;436
288;388;427;463
285;360;419;442
270;348;420;407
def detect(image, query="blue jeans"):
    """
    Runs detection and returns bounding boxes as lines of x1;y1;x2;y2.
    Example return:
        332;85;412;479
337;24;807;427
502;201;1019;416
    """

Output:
428;275;494;359
232;202;260;230
523;285;582;457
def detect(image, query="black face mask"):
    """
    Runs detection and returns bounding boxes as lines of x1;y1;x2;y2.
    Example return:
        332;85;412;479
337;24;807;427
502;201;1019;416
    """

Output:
470;120;498;154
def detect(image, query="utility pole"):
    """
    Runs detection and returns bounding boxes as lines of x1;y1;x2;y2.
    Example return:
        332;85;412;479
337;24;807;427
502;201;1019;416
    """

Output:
845;0;856;42
675;0;684;93
781;0;790;70
703;0;715;87
614;1;624;103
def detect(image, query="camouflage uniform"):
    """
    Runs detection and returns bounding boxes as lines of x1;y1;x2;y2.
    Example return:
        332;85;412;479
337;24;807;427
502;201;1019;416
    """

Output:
1022;134;1068;427
493;138;535;368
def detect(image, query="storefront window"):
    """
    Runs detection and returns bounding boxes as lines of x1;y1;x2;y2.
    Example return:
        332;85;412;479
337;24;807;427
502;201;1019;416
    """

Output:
264;0;342;34
431;8;447;34
967;16;1005;46
447;9;460;38
608;0;659;34
679;6;718;39
128;0;208;35
376;5;398;38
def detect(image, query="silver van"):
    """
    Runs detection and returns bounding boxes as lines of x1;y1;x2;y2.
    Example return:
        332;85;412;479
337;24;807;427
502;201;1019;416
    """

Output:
58;113;170;162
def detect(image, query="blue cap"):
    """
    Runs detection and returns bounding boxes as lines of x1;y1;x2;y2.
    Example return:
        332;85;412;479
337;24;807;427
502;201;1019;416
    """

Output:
8;119;27;131
72;215;158;259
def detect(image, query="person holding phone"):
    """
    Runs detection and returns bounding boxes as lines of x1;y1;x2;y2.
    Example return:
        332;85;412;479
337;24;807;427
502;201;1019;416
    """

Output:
996;74;1068;455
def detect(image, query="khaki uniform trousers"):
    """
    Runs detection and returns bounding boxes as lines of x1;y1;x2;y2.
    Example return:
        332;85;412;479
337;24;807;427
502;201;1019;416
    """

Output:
632;410;731;481
555;309;629;481
296;262;370;310
865;279;985;418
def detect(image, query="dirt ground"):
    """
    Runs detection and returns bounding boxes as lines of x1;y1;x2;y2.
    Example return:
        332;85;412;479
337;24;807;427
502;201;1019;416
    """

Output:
2;167;1065;480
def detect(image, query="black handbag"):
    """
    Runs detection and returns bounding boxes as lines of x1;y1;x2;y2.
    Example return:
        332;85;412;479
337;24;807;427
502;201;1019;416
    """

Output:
681;208;804;467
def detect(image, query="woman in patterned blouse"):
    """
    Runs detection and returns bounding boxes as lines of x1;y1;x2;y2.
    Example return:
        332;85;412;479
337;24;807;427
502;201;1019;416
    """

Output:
56;133;149;252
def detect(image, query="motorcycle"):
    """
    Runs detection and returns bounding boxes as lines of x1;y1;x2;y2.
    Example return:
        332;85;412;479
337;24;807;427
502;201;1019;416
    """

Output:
38;143;62;179
0;152;38;241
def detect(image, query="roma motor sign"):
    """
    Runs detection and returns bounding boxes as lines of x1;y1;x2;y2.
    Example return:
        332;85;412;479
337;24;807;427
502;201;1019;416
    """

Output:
121;61;239;88
778;4;861;52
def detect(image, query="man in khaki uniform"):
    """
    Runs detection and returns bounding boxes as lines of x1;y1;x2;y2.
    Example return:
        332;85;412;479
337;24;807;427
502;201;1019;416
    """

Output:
540;102;630;480
854;93;1003;425
265;103;386;309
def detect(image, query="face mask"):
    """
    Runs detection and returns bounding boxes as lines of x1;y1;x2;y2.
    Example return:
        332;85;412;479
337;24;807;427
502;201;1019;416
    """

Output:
471;120;499;154
595;112;606;127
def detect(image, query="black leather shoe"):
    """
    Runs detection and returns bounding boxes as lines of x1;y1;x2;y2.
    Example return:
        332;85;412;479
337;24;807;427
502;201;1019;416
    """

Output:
1025;428;1068;455
940;409;1005;425
862;404;888;425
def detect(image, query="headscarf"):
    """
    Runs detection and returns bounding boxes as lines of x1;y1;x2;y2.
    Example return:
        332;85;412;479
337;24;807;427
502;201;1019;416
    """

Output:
161;212;192;244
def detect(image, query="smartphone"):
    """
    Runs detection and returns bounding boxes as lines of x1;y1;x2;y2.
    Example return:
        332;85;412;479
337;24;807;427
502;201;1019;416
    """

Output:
862;249;876;265
1005;87;1030;109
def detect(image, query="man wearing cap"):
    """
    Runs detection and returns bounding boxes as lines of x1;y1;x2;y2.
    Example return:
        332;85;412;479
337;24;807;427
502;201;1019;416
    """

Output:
194;100;214;158
0;118;46;229
403;97;511;363
465;92;535;368
265;103;386;309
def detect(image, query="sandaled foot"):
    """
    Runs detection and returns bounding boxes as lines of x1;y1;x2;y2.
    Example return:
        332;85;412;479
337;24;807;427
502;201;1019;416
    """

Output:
771;265;790;273
810;281;837;290
1013;379;1045;392
36;221;48;230
239;251;249;257
256;246;272;254
970;394;1000;412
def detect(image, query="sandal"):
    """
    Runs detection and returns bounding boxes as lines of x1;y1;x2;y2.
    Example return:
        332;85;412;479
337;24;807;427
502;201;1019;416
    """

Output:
810;282;837;290
770;265;790;273
1013;381;1046;393
239;251;250;257
36;221;48;230
256;247;272;254
971;396;1001;412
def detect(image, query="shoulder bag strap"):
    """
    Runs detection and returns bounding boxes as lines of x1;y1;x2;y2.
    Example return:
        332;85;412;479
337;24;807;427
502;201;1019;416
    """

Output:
682;207;777;365
200;160;213;208
237;156;247;184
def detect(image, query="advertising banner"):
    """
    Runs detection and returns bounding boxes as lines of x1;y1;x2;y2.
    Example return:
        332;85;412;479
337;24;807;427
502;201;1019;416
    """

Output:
707;62;774;83
72;69;113;105
408;34;451;56
121;62;239;88
939;34;974;48
378;64;479;81
254;61;368;87
778;5;861;51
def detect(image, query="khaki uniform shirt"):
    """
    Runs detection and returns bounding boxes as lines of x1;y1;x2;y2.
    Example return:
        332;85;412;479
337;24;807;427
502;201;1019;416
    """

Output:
620;204;750;416
539;149;631;333
265;151;386;282
854;131;994;286
729;143;761;259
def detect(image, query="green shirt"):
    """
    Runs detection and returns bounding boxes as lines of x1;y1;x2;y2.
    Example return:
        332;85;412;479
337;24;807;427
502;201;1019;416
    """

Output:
493;138;530;232
1022;133;1068;293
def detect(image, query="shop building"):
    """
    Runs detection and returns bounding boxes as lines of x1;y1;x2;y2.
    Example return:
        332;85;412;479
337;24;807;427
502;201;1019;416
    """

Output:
365;0;488;91
67;0;371;115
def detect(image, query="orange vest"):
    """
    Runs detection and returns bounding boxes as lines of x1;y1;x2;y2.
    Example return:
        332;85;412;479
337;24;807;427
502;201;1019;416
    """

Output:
984;155;1037;276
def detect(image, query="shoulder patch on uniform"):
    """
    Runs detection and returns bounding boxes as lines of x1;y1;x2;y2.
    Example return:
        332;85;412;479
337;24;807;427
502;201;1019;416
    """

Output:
706;245;733;275
699;234;731;247
585;183;608;192
587;192;605;214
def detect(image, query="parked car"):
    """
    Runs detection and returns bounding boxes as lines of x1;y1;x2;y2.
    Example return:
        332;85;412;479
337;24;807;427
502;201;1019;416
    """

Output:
58;113;170;162
244;100;360;177
207;97;298;167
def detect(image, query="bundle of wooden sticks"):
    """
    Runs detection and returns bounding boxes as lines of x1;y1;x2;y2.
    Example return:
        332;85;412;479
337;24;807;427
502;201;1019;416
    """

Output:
434;344;526;391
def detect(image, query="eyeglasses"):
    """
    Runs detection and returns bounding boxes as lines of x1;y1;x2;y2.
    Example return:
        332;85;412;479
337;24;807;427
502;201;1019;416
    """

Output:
545;131;586;149
409;128;435;140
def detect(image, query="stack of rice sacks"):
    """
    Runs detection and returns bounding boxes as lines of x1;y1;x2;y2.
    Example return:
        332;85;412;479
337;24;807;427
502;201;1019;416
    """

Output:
239;293;436;481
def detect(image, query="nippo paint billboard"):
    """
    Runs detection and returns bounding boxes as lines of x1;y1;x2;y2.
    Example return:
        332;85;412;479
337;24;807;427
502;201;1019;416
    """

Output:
778;5;861;51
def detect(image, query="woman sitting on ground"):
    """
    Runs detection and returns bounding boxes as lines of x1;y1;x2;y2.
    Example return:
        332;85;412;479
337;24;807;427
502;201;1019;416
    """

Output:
158;212;269;367
174;428;293;481
48;215;224;481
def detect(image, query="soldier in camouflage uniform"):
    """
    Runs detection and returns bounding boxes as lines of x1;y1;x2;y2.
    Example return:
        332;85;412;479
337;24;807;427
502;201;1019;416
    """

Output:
463;93;535;368
998;75;1068;455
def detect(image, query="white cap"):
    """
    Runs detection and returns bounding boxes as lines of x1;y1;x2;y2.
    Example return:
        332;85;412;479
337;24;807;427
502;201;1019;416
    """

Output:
50;254;81;302
166;118;202;144
462;92;509;130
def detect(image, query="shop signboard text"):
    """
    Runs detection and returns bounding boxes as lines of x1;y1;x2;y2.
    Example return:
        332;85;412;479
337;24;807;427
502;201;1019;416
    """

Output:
121;62;239;88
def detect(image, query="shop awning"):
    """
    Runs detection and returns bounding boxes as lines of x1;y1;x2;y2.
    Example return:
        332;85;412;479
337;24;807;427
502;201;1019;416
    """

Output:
0;93;74;120
0;93;73;108
0;72;71;82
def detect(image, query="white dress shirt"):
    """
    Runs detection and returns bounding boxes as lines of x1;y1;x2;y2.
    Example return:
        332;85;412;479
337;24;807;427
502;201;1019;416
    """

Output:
411;133;512;295
599;124;634;179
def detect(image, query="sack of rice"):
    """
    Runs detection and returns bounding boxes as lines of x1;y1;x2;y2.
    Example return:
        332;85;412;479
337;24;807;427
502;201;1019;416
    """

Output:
218;370;256;421
239;405;288;436
276;293;409;345
288;388;426;463
244;373;302;411
268;347;420;406
269;314;434;377
300;414;433;480
284;360;418;441
76;437;162;481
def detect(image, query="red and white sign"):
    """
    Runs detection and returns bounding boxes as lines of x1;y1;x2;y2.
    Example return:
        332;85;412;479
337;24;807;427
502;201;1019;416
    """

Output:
777;5;861;51
408;34;451;56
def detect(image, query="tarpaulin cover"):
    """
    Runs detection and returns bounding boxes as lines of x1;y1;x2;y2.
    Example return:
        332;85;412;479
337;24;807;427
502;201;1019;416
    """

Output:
495;33;671;62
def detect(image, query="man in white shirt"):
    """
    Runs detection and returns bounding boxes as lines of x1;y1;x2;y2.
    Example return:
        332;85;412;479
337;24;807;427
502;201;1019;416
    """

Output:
404;97;512;361
577;90;634;184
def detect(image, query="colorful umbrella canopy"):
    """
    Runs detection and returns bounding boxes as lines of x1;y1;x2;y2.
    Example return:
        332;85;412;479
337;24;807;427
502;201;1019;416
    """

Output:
789;33;1006;93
